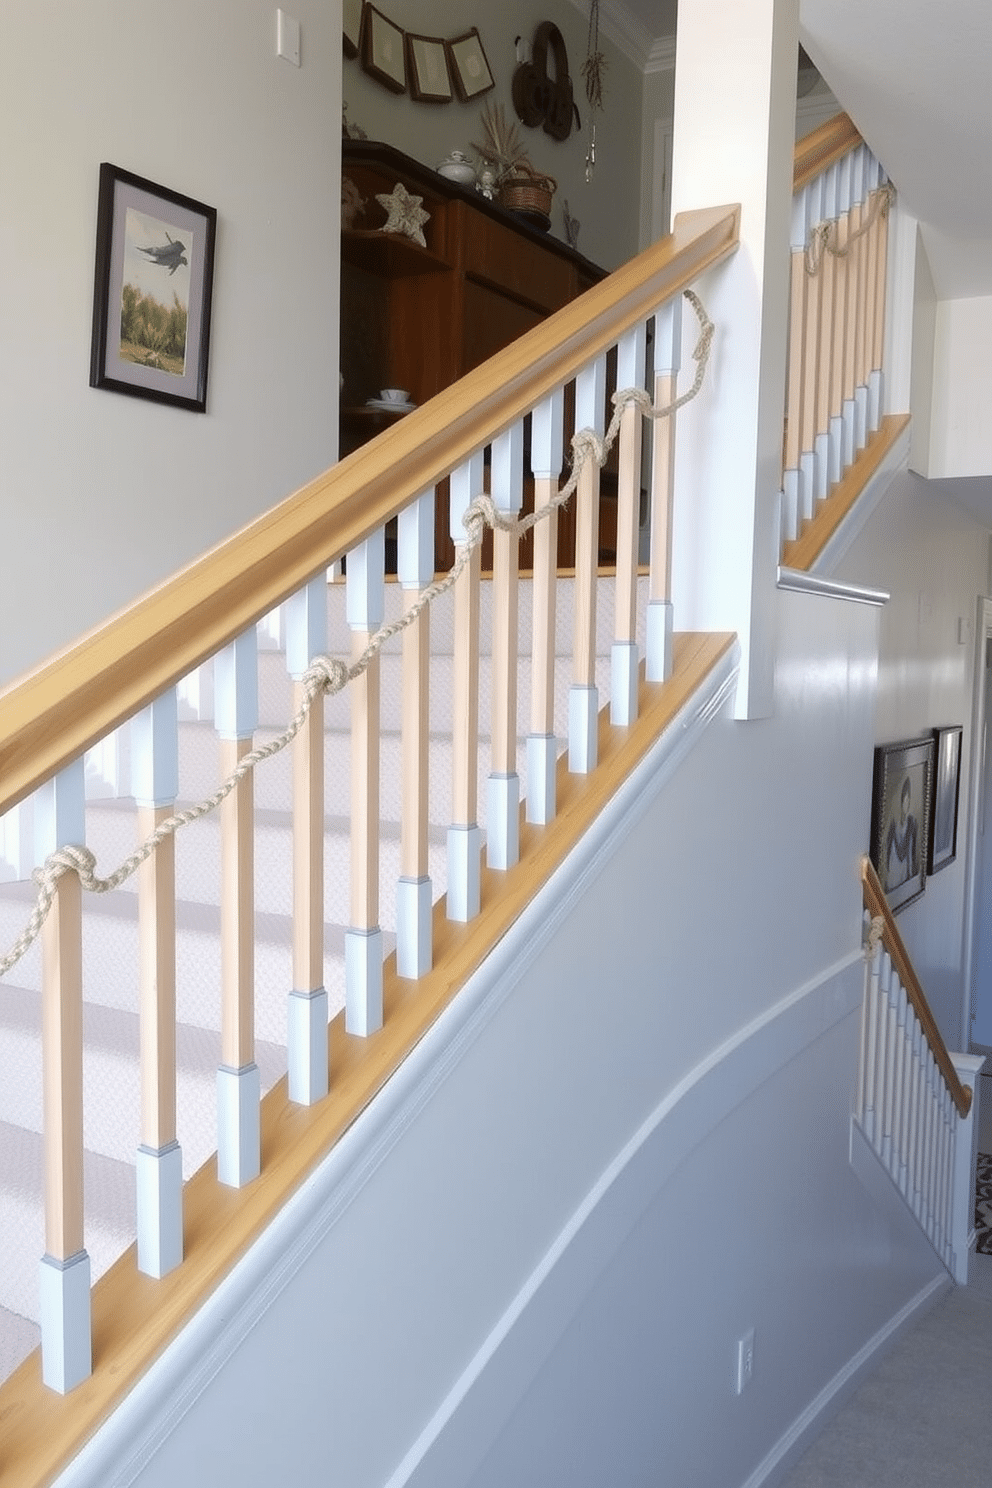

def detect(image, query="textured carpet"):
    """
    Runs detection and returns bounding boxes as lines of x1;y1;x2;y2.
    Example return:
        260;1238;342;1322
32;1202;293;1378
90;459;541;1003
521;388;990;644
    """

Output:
976;1153;992;1256
779;1282;992;1487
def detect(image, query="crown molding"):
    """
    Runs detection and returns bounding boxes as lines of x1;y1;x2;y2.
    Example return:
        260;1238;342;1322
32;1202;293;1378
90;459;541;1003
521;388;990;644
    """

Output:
565;0;671;75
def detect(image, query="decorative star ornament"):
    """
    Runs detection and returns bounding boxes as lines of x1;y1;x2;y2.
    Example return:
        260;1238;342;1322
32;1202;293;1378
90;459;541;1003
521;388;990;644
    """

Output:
376;182;431;248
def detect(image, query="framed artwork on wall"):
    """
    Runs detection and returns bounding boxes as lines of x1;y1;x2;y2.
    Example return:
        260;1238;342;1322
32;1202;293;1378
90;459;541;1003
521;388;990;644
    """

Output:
869;735;935;912
343;0;363;59
89;162;216;413
361;5;406;93
928;725;963;874
446;28;495;101
405;32;452;103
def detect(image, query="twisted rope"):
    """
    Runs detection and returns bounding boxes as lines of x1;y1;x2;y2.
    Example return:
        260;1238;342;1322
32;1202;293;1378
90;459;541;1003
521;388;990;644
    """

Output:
0;287;715;982
804;182;895;277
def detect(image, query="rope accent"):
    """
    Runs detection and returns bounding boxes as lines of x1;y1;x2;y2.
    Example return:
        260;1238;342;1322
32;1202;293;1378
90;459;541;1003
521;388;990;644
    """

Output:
0;288;715;982
804;182;895;277
865;912;885;963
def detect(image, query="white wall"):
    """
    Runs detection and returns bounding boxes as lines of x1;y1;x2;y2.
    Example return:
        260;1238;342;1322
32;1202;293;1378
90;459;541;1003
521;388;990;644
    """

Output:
927;297;992;479
59;586;951;1488
0;1;342;688
341;0;644;271
836;470;992;1046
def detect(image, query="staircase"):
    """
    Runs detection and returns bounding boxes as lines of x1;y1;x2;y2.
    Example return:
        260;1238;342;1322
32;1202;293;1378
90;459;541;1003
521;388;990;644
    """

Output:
0;569;650;1384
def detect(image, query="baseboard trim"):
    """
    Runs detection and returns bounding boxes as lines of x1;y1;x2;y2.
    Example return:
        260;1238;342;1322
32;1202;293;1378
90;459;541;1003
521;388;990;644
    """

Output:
740;1271;951;1488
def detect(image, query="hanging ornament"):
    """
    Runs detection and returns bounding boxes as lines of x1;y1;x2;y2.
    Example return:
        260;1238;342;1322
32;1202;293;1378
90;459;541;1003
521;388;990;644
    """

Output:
581;0;606;181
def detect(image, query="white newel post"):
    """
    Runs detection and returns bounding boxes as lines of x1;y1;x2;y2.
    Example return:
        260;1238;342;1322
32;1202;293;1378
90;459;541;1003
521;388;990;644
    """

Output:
447;453;484;922
132;689;183;1277
396;491;436;979
346;531;385;1033
37;759;92;1393
214;631;261;1187
670;0;798;719
286;576;329;1104
948;1052;984;1283
488;423;524;870
528;389;564;823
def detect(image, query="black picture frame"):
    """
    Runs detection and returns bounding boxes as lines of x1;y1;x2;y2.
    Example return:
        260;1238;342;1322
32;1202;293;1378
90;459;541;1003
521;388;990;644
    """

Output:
446;28;495;102
90;163;216;413
869;735;935;912
928;725;962;874
361;5;406;93
405;32;453;103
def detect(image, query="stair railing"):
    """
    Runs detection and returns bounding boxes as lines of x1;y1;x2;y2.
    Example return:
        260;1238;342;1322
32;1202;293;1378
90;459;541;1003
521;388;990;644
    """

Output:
780;114;899;563
859;856;982;1281
0;204;739;1399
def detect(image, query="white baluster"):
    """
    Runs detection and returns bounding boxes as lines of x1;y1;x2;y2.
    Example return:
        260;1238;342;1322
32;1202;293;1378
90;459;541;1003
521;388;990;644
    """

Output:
488;423;524;870
37;759;92;1392
892;981;908;1191
132;690;183;1277
447;453;484;922
862;937;881;1140
214;630;261;1187
346;530;385;1031
396;491;436;978
814;162;838;502
612;324;646;726
528;390;564;823
569;356;607;773
872;950;891;1155
948;1052;984;1282
801;173;824;512
286;576;329;1104
647;297;681;681
782;183;809;543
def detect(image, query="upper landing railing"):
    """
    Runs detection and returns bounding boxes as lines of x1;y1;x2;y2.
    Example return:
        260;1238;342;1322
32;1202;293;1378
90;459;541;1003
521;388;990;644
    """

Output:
0;203;739;1418
779;113;906;569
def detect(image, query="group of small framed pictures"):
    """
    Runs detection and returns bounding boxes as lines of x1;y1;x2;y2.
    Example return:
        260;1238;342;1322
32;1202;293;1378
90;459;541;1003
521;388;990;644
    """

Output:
868;726;963;912
344;1;494;105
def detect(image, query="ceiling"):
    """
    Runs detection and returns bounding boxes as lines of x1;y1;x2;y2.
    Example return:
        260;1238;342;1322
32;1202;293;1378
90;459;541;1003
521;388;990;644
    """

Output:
605;0;992;299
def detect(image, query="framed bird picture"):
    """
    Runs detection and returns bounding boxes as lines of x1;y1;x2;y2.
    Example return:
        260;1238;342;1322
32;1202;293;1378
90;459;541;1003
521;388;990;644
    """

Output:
89;163;217;412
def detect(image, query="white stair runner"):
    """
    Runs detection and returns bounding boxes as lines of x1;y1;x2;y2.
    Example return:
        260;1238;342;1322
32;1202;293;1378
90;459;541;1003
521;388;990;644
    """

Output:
0;573;645;1385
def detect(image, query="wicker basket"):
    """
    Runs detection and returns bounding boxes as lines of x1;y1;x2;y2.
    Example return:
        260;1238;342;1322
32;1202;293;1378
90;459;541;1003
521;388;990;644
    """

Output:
498;163;557;218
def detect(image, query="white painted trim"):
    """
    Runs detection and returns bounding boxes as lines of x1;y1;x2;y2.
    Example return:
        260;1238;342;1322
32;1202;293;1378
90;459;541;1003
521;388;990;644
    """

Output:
40;1250;92;1395
645;601;673;683
568;684;599;773
610;641;639;725
287;988;329;1106
396;876;433;980
776;569;889;607
486;774;520;871
739;1272;950;1488
345;927;384;1034
446;824;482;923
525;735;557;825
54;639;740;1488
136;1143;184;1279
216;1064;261;1188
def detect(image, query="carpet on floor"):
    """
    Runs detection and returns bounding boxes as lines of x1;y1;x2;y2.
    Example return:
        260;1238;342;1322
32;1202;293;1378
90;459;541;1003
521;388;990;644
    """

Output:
977;1152;992;1256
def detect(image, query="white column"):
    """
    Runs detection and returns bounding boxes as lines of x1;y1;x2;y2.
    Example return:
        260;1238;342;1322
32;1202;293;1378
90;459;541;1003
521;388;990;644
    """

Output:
647;296;681;682
527;389;564;822
948;1053;984;1283
611;323;646;727
447;453;484;922
669;0;798;719
569;356;606;772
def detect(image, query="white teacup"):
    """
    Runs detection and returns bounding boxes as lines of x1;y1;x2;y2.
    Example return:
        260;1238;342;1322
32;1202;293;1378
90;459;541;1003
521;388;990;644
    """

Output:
380;388;409;404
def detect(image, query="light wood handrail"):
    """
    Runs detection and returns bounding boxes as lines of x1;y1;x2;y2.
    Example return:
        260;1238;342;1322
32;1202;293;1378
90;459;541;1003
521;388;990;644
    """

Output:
861;856;972;1118
0;205;739;823
793;112;863;192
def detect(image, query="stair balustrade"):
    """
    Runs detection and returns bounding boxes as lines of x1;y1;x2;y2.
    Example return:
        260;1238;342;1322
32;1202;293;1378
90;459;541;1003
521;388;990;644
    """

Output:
859;857;984;1283
0;203;739;1434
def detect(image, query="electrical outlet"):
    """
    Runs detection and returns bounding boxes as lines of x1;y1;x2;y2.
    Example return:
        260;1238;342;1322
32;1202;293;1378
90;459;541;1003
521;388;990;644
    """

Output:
735;1328;755;1394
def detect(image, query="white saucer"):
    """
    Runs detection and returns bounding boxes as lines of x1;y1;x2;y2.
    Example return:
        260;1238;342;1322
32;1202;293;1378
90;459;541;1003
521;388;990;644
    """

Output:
366;398;416;412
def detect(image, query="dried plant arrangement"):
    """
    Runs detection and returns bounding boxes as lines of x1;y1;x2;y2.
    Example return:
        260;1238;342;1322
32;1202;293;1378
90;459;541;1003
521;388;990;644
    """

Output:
471;100;532;186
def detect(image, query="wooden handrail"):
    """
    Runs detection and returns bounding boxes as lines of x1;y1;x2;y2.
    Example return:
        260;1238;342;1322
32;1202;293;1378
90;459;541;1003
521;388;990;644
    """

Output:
793;112;863;192
861;856;972;1117
0;204;739;822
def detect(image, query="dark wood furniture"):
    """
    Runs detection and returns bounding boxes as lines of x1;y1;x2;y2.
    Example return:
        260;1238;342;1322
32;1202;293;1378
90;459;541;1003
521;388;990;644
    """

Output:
340;141;607;570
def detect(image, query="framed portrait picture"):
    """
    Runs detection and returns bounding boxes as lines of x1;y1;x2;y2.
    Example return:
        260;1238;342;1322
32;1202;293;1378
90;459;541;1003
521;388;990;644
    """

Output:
89;163;216;413
869;735;935;913
446;28;495;101
343;0;364;59
928;725;962;874
361;5;406;93
405;32;453;103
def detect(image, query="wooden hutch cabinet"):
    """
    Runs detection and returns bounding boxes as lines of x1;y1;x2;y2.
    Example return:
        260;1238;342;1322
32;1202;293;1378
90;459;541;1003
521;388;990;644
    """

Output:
340;141;606;570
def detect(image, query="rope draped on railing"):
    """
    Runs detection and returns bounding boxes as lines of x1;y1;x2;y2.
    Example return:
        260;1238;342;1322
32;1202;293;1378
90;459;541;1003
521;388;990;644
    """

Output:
0;288;715;984
804;181;895;276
